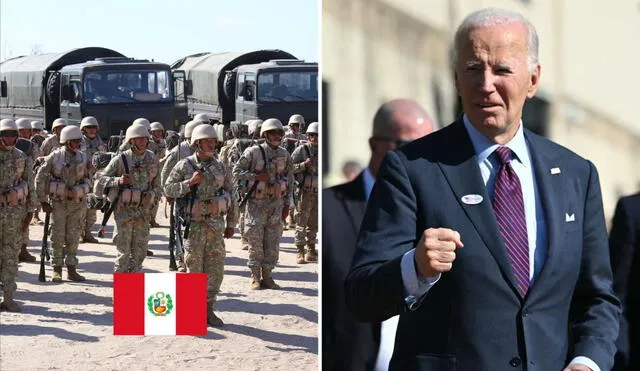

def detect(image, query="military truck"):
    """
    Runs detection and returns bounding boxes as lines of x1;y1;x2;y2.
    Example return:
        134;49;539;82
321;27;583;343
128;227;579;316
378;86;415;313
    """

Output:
0;47;191;138
171;49;318;128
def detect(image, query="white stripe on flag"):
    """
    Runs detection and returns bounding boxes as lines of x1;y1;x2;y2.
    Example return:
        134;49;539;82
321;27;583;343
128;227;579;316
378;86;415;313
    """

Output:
144;273;177;335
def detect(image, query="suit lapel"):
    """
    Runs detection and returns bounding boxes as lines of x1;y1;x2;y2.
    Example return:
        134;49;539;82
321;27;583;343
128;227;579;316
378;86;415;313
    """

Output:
437;120;522;295
524;132;564;300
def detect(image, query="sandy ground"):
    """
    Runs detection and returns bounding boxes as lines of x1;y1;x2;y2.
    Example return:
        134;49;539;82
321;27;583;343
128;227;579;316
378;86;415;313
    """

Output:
0;201;318;371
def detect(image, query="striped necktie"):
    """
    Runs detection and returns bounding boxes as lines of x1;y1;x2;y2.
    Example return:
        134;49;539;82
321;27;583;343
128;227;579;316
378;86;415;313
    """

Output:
492;146;530;296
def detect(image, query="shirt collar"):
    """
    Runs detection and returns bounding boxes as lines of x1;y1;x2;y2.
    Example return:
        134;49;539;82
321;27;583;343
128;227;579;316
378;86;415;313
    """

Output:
462;114;530;167
362;166;376;202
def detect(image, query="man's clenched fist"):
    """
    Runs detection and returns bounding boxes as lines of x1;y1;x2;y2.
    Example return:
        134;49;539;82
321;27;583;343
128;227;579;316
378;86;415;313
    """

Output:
414;228;464;279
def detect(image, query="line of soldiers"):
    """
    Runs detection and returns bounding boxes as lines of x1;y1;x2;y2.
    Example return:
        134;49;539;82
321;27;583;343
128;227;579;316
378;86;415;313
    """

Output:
0;112;319;327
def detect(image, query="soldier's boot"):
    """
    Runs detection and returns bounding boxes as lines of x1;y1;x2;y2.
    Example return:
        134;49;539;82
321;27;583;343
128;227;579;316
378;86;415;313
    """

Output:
260;267;281;290
82;229;99;243
207;302;224;327
66;266;86;282
250;267;262;290
296;245;307;264
177;256;186;272
287;214;296;229
149;220;160;228
18;244;36;262
51;266;63;283
0;290;22;312
241;244;248;251
146;250;154;256
305;245;318;262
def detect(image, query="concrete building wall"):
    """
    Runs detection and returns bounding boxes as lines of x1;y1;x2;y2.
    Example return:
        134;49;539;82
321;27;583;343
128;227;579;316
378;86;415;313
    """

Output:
322;0;640;220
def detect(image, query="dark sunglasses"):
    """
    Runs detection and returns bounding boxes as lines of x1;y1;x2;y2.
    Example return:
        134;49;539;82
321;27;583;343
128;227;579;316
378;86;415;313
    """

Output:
0;131;19;138
67;139;82;144
374;136;410;148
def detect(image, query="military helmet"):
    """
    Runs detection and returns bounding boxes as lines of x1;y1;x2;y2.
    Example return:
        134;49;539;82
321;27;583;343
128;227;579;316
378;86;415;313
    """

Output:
59;126;83;144
0;118;18;132
288;114;305;126
15;118;31;130
306;122;319;134
52;118;68;130
193;113;210;124
132;118;151;131
191;124;218;143
150;121;164;131
80;116;99;129
184;120;203;139
31;120;44;130
124;124;150;143
260;118;284;137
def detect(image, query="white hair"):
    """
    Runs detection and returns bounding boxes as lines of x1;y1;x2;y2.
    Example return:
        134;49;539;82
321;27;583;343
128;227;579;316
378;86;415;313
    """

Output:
453;8;539;73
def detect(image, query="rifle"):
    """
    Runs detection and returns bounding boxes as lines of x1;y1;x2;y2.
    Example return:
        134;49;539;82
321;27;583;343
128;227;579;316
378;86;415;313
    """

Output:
97;153;129;238
237;144;268;210
182;159;216;239
168;201;177;271
38;212;51;282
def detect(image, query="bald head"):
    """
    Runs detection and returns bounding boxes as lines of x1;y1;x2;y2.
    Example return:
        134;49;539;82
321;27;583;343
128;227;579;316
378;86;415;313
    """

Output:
372;99;435;141
368;99;436;178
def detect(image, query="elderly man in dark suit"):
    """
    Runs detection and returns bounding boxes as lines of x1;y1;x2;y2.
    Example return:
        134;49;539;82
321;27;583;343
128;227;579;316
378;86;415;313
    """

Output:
345;8;620;371
322;99;434;371
609;192;640;371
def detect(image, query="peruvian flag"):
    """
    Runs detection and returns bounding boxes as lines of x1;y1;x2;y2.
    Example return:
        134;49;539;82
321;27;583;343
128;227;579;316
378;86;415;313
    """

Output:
113;273;207;335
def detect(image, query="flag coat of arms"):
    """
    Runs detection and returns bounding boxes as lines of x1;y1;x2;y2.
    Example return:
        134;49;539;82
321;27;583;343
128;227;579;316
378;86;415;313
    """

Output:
113;273;207;335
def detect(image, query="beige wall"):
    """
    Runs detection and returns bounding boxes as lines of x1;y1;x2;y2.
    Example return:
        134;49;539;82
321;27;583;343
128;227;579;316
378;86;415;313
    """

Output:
323;0;640;220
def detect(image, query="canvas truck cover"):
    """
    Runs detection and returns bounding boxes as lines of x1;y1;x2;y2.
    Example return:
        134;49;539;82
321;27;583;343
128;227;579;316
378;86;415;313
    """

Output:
171;50;296;107
0;47;124;108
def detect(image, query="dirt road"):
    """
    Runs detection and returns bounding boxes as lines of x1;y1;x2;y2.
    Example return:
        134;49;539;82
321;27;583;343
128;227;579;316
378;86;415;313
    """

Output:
0;202;318;371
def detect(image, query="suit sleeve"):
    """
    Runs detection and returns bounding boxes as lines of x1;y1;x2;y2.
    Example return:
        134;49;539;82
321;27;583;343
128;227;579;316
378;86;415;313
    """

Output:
569;160;621;370
608;197;635;365
345;150;419;323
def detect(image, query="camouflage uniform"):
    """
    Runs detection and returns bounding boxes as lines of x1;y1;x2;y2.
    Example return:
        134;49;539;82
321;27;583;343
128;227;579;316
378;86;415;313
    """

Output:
0;147;36;309
97;149;160;272
80;135;106;240
161;141;196;186
35;148;90;277
291;143;318;262
40;134;62;156
233;142;293;287
283;129;306;226
150;138;166;224
222;138;255;240
15;137;40;262
164;154;236;314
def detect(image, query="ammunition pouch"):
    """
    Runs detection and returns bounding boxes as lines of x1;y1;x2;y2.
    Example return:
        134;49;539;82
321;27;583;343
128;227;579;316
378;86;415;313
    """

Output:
0;184;28;207
190;194;229;221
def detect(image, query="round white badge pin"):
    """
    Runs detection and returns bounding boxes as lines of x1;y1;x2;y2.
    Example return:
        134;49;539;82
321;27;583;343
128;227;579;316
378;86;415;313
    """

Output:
461;194;483;205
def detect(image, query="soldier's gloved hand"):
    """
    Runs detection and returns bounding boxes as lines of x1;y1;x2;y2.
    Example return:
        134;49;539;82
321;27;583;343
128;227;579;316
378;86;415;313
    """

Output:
22;212;33;232
188;171;204;186
41;202;53;213
255;172;269;182
119;174;131;185
281;205;290;223
223;227;234;239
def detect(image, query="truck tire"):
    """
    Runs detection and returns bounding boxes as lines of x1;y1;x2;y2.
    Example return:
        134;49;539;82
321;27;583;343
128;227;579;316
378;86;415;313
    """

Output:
46;73;60;103
223;71;236;102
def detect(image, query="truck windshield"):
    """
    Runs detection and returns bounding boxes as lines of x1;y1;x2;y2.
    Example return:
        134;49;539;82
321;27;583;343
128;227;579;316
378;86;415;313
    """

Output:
257;70;318;102
83;70;173;104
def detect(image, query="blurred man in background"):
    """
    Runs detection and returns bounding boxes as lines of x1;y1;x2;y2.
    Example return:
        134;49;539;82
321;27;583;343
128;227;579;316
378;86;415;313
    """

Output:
323;99;435;370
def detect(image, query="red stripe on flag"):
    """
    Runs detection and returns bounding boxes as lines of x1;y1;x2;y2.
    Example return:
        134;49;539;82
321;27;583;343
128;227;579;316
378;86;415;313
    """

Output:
176;273;207;335
113;273;145;335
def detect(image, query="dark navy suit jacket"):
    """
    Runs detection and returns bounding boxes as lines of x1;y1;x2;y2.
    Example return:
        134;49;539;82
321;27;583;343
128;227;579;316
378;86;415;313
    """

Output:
609;192;640;371
345;119;620;371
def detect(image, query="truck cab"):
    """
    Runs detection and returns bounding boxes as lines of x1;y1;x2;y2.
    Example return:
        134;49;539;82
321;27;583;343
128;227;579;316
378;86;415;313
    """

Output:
57;57;188;138
234;59;318;125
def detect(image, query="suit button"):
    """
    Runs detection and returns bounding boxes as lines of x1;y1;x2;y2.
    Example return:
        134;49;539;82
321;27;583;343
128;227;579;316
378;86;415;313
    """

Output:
509;357;522;367
522;310;529;317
